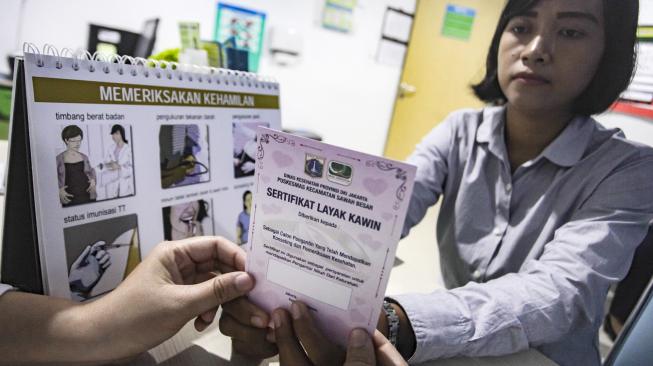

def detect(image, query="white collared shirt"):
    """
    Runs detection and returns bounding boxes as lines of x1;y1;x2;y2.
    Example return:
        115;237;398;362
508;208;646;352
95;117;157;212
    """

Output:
392;106;653;366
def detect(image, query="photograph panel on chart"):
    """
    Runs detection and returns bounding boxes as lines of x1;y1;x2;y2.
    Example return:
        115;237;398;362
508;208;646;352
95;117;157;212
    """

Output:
55;124;135;207
233;121;269;178
63;214;140;302
208;187;253;246
159;124;211;189
235;189;253;245
161;199;215;241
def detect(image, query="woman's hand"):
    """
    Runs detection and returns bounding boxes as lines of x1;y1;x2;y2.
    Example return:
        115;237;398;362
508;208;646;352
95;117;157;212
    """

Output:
273;301;407;366
274;302;345;365
219;297;279;360
59;186;73;204
86;178;96;193
107;161;120;170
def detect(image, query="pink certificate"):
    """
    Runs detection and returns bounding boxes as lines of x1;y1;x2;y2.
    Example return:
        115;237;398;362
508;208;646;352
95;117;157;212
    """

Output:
246;127;416;345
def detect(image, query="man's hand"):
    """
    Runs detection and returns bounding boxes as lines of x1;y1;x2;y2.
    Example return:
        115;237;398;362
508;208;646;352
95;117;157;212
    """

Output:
0;236;256;365
86;236;255;361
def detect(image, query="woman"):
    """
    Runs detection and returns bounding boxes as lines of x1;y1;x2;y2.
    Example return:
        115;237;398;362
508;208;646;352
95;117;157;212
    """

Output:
100;124;133;199
236;190;252;245
162;200;210;241
220;1;653;365
57;125;96;206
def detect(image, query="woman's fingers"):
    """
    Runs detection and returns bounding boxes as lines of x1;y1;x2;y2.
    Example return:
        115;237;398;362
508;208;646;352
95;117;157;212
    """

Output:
290;301;345;366
372;330;408;366
273;308;312;366
194;307;219;331
221;297;270;329
344;329;375;366
219;313;278;359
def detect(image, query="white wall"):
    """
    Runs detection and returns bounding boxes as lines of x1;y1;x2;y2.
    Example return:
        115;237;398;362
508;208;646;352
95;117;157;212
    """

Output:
595;112;653;147
0;0;415;156
641;0;653;24
7;0;651;155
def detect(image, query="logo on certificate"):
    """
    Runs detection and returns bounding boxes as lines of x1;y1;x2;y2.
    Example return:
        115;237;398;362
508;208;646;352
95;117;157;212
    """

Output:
304;154;325;178
327;161;353;185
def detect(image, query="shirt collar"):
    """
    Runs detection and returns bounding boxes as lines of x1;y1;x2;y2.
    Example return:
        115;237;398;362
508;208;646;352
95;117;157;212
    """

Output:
476;106;508;161
476;106;594;168
538;115;594;167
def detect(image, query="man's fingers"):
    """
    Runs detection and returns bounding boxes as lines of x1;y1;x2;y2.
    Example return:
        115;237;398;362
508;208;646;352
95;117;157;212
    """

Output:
222;297;270;329
216;262;237;274
344;329;375;366
184;271;254;315
194;271;216;284
291;301;345;365
273;308;312;366
372;330;407;366
175;236;246;271
212;272;253;302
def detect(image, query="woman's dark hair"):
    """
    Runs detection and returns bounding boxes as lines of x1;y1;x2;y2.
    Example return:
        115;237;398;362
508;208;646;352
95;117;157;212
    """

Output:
162;206;172;240
110;124;128;144
197;199;209;222
243;190;252;210
162;200;210;241
61;125;83;142
471;0;639;116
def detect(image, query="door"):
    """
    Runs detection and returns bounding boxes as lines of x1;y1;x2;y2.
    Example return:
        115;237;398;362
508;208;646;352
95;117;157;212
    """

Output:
384;0;505;160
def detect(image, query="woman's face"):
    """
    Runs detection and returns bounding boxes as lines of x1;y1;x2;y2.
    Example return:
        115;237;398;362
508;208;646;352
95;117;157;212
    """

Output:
111;131;122;144
65;135;82;151
497;0;605;115
244;193;252;213
170;201;201;240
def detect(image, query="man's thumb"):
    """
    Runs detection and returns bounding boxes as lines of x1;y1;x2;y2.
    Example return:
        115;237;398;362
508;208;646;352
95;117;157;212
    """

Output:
186;271;254;314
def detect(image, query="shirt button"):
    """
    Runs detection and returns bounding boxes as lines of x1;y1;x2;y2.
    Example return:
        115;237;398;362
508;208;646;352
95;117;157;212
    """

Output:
506;183;512;192
493;227;503;236
472;270;482;280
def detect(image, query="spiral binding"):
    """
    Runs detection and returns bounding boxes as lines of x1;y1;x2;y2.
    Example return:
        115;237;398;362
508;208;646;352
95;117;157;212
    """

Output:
22;43;279;90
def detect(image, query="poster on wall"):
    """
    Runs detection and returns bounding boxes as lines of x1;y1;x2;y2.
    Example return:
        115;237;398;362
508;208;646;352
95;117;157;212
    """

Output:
0;81;11;140
322;0;357;33
214;3;267;72
441;4;476;41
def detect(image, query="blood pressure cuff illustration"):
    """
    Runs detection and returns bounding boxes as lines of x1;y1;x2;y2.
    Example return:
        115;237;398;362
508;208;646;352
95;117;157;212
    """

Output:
159;125;209;188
